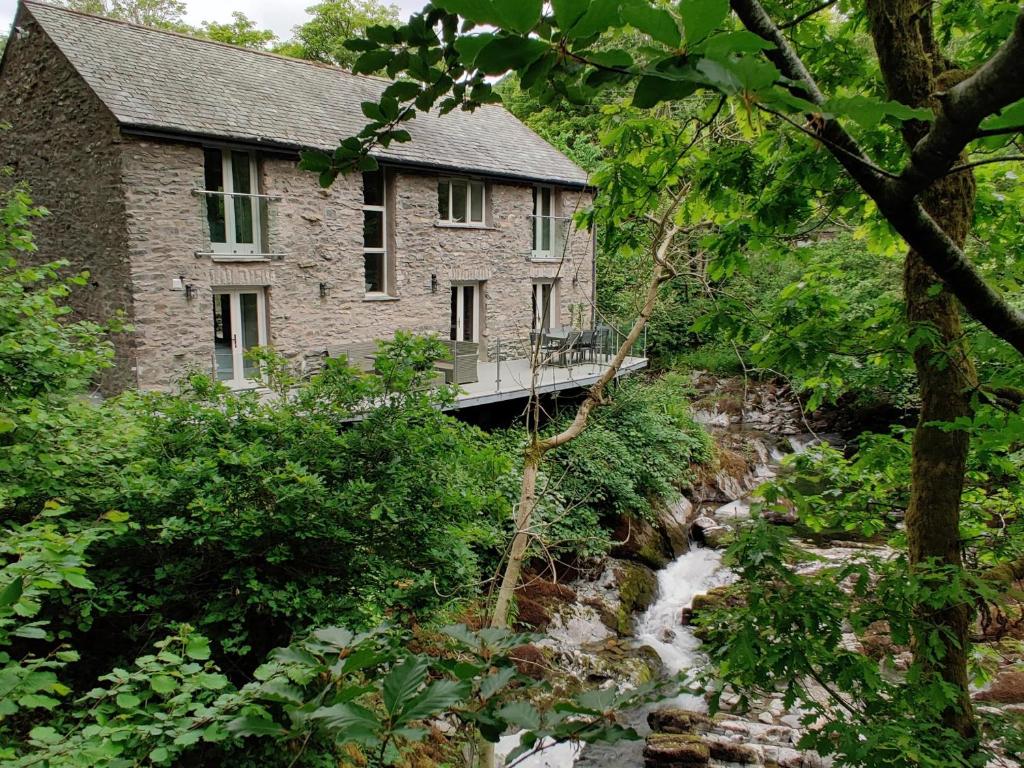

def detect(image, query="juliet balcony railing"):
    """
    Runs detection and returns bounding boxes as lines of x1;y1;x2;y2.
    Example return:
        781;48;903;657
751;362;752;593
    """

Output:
192;188;284;261
528;214;573;262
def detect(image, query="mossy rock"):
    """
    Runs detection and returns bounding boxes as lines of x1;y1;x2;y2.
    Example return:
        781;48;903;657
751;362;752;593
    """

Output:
609;514;672;569
614;562;658;634
647;707;713;734
643;733;710;766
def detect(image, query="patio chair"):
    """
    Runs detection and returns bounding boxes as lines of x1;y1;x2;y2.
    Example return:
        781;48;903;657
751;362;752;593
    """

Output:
438;339;479;384
573;329;598;364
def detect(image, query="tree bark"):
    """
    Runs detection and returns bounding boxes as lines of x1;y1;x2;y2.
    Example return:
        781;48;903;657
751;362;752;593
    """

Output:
865;0;979;741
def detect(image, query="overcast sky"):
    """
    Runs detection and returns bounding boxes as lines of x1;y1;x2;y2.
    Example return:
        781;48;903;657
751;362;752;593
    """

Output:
1;1;428;40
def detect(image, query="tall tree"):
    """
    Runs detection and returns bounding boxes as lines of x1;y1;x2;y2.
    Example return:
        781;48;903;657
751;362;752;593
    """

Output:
55;0;189;31
274;0;400;68
198;12;277;50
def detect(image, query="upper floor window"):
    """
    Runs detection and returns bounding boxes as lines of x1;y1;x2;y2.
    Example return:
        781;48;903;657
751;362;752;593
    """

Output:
204;148;262;257
363;169;388;295
438;179;485;225
533;185;555;258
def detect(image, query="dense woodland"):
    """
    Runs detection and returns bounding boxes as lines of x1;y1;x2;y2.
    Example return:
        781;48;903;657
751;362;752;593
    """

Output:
2;0;1024;767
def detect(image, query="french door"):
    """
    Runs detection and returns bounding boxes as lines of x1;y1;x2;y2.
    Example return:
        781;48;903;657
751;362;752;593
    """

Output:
213;289;267;386
450;284;479;343
532;280;557;331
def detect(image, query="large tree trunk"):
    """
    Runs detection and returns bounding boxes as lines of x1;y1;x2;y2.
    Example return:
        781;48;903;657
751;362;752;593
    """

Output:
865;0;979;741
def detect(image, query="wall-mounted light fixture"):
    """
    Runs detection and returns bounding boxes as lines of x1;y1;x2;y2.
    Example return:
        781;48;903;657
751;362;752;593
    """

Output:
184;284;197;301
430;273;438;294
319;281;331;299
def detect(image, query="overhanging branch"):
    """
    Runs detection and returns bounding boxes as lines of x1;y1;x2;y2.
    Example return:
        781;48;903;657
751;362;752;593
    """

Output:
729;0;1024;356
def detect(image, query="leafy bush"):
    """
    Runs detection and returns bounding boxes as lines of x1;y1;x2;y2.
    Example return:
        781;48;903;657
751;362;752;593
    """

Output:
495;374;714;561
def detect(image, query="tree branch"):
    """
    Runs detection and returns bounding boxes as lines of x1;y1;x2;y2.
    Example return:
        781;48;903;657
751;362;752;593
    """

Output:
897;11;1024;197
729;0;1024;356
779;0;839;31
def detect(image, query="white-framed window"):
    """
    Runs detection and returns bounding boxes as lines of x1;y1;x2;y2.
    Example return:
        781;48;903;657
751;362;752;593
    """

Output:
532;185;555;258
213;288;268;387
532;279;558;331
450;283;480;343
363;169;388;294
204;148;262;257
438;178;485;225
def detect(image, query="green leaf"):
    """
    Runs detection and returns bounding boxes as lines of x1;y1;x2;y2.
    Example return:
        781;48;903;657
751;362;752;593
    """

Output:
358;156;380;172
361;101;386;122
394;678;471;726
309;702;380;741
227;714;287;738
585;48;635;69
353;49;392;75
312;626;355;649
115;692;141;709
148;747;170;763
823;95;934;128
621;0;681;48
383;655;429;716
568;0;621;39
492;0;542;33
435;0;497;23
497;701;541;730
150;675;176;694
633;73;698;108
383;81;422;101
185;636;211;660
63;572;93;589
679;0;729;44
0;577;23;608
980;97;1024;131
455;33;497;67
298;151;332;173
480;666;517;700
551;0;590;30
474;36;550;74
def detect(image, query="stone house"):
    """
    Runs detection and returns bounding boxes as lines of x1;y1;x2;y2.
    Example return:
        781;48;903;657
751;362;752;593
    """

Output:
0;1;598;394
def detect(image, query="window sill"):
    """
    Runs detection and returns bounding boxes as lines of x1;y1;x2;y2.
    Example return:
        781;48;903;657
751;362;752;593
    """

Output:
197;252;284;262
363;294;400;302
433;221;495;231
529;255;562;263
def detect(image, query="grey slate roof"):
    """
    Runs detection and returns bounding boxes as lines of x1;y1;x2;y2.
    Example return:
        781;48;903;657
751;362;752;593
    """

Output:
20;0;590;187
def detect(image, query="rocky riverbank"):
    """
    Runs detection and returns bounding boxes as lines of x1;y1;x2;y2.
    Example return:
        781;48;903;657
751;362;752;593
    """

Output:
503;372;1023;768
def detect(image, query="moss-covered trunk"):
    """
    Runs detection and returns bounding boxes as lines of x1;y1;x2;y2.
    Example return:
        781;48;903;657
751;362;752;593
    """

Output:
865;0;979;740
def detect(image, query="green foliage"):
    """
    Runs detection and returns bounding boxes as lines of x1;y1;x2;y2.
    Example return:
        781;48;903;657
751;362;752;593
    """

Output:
274;0;400;68
198;12;277;49
55;0;191;31
696;521;1022;766
493;374;713;560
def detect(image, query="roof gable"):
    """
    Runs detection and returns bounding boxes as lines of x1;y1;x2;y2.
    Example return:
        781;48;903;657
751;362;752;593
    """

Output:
19;1;589;187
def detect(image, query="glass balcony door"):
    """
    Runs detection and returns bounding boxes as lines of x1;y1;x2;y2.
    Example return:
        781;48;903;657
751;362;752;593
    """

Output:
204;148;261;257
213;289;267;386
450;284;479;343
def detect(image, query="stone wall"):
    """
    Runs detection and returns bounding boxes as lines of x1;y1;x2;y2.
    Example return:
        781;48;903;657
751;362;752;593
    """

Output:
121;137;596;390
0;7;136;393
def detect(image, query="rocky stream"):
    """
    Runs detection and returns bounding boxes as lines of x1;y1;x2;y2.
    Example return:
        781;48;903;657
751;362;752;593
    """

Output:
496;374;1024;767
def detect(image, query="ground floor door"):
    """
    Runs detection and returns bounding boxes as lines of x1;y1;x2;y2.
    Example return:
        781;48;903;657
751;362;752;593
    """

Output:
450;283;480;343
213;288;267;386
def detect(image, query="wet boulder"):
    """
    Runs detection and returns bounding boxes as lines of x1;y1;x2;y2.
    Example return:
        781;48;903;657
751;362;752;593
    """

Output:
648;707;713;734
609;514;672;569
655;496;694;558
613;562;659;634
643;733;710;766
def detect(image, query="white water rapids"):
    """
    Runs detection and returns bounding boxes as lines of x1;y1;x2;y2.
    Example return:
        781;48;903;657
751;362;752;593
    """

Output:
496;547;730;768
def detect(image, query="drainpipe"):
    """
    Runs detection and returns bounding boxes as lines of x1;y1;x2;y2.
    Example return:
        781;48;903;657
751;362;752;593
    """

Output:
590;214;597;329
